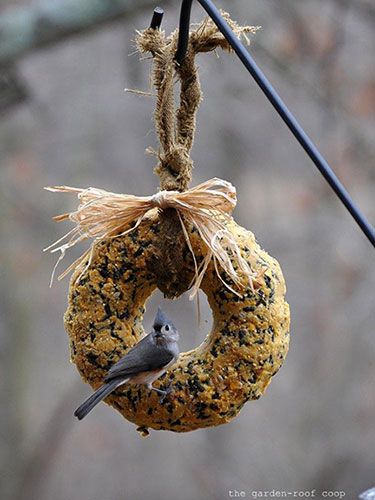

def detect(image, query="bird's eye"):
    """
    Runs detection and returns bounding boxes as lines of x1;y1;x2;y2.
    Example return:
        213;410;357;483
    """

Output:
164;324;170;332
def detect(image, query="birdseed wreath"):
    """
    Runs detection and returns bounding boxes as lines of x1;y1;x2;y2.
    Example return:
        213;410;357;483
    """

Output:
46;14;290;435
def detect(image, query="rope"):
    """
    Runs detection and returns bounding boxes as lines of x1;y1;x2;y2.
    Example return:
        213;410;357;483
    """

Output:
136;14;259;191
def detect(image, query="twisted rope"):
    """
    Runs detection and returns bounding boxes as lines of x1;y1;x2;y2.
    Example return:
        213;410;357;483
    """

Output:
136;13;259;191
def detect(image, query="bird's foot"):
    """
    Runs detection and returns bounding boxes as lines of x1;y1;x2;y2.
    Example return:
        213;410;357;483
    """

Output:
159;384;173;404
150;383;173;404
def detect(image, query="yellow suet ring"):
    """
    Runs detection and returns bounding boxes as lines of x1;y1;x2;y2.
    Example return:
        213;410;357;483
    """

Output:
64;212;290;433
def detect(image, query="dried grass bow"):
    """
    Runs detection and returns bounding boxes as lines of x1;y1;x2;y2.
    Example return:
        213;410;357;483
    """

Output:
44;178;258;298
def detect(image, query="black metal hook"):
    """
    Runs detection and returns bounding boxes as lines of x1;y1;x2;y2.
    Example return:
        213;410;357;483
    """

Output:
175;0;193;64
147;0;375;246
150;6;164;30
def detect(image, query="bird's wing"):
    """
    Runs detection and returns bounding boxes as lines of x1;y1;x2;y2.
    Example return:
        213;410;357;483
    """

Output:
104;334;174;381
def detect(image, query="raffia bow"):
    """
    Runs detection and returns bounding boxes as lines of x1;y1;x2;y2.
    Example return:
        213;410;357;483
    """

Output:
44;178;258;298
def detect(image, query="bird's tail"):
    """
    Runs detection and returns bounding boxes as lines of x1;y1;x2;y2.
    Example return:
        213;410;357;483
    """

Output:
74;379;123;420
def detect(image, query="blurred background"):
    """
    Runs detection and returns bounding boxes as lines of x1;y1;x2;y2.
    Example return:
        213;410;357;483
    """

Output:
0;0;374;499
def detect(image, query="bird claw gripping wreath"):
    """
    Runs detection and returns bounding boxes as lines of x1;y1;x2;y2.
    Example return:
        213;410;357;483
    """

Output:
46;13;290;435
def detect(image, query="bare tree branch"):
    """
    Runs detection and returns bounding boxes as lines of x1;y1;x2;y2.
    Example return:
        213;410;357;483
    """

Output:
329;0;375;24
253;42;375;166
0;0;172;65
0;66;29;114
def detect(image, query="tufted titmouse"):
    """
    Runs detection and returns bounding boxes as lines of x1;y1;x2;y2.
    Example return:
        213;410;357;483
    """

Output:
74;307;179;420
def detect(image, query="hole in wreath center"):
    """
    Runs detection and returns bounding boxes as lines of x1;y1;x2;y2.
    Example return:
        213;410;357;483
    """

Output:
143;290;212;352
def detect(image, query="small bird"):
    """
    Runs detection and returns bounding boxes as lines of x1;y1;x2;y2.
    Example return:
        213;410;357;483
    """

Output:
74;307;179;420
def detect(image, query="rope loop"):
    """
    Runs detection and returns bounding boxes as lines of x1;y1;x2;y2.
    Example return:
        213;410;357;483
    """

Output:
136;13;259;191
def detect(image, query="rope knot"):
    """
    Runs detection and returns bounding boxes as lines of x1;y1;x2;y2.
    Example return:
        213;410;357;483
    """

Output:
156;147;193;191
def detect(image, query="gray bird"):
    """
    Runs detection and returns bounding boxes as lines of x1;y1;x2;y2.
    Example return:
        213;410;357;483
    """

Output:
74;307;179;420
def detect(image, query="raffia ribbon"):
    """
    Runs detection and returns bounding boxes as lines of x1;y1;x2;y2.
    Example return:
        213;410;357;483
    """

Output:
44;178;258;298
